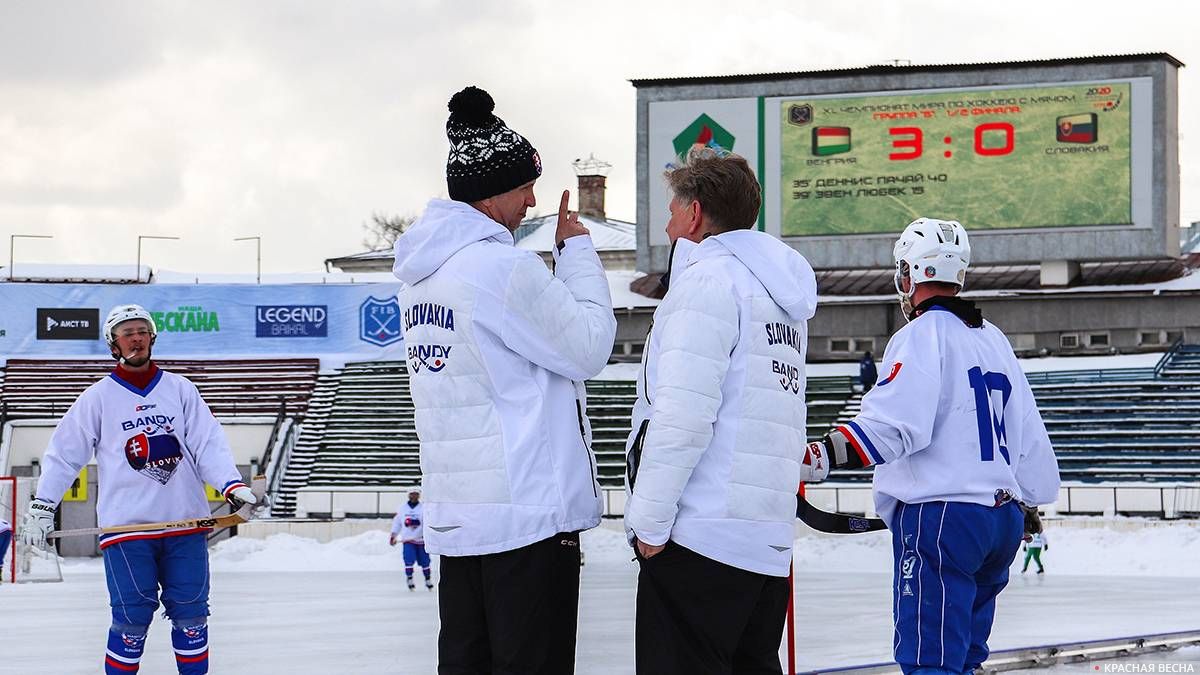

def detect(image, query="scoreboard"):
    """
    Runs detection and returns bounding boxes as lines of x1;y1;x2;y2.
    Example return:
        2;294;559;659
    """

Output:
778;81;1133;235
635;55;1180;270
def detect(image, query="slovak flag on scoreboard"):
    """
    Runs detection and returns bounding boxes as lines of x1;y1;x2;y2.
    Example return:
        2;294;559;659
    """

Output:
812;126;852;156
1056;113;1097;144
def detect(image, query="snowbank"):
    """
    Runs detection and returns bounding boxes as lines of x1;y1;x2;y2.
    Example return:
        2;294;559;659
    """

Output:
794;518;1200;578
56;518;1200;578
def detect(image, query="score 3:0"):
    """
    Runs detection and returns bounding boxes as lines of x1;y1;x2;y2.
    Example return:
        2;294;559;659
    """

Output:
888;122;1016;160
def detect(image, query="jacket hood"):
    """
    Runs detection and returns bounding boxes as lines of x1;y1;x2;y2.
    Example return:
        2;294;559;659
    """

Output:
692;230;817;321
393;199;514;285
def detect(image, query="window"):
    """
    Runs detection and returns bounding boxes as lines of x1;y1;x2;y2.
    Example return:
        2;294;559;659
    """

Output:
1139;331;1163;346
829;338;852;353
854;338;876;353
1060;334;1080;349
1008;333;1036;351
1166;330;1184;345
1086;333;1110;347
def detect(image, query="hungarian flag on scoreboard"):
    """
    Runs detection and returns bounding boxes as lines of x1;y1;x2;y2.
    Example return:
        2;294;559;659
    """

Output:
1056;113;1097;144
812;126;852;156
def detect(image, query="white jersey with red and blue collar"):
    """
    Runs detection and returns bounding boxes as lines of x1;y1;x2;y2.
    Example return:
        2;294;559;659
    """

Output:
33;368;246;549
390;502;425;545
835;306;1061;527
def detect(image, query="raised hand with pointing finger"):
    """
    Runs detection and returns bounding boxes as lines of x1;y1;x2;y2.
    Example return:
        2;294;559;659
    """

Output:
556;189;590;249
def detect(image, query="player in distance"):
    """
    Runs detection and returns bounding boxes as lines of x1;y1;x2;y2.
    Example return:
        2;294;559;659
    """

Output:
0;516;11;582
390;487;433;590
18;304;256;675
804;218;1060;675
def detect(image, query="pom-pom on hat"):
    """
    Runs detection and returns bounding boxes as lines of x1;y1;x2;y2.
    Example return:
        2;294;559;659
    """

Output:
445;86;542;202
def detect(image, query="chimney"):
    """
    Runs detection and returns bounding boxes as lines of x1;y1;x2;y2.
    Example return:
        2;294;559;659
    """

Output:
572;154;611;221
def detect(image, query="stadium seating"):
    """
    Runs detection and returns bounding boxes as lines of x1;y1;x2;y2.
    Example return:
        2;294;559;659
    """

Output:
0;358;320;422
270;364;862;516
272;361;420;516
269;345;1200;517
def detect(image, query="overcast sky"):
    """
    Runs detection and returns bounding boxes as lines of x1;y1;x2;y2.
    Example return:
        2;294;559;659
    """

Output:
1;0;1197;275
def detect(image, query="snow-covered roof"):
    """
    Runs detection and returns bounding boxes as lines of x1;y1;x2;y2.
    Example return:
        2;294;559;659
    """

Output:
0;263;152;283
607;269;659;310
326;249;394;262
152;269;396;285
0;262;399;285
515;214;635;253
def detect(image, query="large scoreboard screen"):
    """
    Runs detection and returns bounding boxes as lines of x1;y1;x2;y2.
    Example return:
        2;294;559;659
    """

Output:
778;81;1133;235
638;56;1177;270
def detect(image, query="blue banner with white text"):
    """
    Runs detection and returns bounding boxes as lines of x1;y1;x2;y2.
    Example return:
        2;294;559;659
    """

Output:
0;283;407;365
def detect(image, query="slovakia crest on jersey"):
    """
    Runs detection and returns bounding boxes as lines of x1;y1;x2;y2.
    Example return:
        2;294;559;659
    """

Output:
359;296;403;347
124;431;184;485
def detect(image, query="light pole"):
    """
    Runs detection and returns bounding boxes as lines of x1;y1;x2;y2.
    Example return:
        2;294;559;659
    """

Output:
136;235;179;282
9;234;54;281
234;236;261;284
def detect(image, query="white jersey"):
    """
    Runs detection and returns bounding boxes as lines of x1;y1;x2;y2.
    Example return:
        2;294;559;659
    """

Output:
837;307;1061;526
34;368;247;549
390;502;424;544
1027;532;1047;549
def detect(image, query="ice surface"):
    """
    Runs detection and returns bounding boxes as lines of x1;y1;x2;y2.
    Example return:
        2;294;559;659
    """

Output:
3;520;1199;674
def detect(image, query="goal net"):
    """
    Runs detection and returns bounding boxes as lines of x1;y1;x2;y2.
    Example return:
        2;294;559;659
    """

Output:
0;476;63;583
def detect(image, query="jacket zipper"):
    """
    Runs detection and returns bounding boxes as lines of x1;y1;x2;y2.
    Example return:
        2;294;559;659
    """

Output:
627;418;650;490
641;319;654;407
575;399;598;498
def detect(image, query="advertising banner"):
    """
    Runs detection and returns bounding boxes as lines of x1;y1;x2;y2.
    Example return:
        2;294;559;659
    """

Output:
0;283;407;364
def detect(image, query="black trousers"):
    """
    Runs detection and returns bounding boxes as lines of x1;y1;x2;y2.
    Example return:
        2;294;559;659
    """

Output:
438;531;582;675
636;541;790;675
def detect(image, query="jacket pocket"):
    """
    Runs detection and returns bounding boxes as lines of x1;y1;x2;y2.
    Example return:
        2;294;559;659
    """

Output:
575;398;598;498
626;418;650;490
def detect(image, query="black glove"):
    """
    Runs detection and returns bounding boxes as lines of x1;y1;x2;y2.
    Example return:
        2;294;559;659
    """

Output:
817;428;873;470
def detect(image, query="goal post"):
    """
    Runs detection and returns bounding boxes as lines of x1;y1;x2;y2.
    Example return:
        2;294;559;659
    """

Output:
0;475;63;584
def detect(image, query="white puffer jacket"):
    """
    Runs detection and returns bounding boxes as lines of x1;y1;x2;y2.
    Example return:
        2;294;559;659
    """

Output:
625;230;817;576
393;199;616;556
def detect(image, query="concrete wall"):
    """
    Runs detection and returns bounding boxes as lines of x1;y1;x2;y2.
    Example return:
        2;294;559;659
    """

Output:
609;291;1198;362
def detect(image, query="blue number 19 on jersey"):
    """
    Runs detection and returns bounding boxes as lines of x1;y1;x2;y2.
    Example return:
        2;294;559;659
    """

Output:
967;366;1012;464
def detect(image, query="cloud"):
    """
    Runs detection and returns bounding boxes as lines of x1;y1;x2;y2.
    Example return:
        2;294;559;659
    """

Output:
0;0;1196;274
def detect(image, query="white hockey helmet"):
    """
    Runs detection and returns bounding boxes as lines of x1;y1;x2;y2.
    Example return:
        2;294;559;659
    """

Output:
104;304;157;348
893;217;971;296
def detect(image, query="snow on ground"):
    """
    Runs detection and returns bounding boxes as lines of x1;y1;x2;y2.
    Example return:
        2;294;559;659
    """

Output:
5;520;1200;674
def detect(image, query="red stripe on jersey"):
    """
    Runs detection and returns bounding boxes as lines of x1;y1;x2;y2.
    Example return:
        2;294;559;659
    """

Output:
222;482;247;499
837;425;872;467
105;656;140;671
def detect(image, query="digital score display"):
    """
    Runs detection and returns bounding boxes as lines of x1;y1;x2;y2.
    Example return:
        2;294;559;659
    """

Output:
779;81;1132;236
